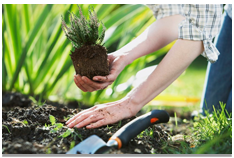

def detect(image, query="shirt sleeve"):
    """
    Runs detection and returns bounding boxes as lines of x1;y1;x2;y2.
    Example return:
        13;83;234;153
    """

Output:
178;4;223;63
147;4;223;63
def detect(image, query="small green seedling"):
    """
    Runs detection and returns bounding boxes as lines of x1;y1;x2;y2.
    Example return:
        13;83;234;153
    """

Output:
2;125;11;134
118;120;122;128
46;148;51;154
23;120;28;125
59;128;74;138
106;125;113;131
29;96;46;107
46;114;82;141
70;141;76;150
49;115;56;126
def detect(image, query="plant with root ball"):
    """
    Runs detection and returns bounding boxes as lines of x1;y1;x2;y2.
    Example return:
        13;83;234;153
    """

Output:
61;5;109;80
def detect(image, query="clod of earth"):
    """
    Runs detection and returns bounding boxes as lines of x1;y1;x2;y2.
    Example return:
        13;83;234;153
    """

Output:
71;45;109;79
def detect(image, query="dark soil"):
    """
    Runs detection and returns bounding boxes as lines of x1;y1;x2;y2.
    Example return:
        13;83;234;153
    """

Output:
70;44;109;80
2;92;193;154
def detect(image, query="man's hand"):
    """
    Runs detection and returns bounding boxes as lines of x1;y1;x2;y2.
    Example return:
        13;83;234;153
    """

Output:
65;97;138;129
74;53;129;92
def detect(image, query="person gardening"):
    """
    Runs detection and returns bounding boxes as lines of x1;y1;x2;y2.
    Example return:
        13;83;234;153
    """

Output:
66;4;223;129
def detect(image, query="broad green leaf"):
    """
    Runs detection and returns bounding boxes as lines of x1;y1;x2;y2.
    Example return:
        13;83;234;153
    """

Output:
59;128;74;138
55;123;63;129
49;115;56;125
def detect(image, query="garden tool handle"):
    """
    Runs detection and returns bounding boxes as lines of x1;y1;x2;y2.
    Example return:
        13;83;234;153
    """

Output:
108;110;169;149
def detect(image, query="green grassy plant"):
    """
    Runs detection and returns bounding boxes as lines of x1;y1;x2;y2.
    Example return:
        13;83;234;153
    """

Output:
2;125;11;134
2;4;169;105
46;114;83;141
61;5;105;49
156;102;232;154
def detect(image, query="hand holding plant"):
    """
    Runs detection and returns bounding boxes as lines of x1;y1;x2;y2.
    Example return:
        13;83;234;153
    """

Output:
74;52;129;92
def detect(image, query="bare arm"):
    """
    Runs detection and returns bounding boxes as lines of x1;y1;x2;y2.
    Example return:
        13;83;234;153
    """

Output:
125;39;203;114
66;15;204;129
74;15;185;92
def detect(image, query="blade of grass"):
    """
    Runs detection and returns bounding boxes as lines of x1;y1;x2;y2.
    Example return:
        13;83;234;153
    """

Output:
9;4;52;91
2;17;7;90
22;4;30;34
96;4;118;20
103;4;144;29
4;4;17;73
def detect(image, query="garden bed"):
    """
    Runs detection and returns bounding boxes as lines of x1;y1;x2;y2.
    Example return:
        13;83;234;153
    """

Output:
2;92;194;154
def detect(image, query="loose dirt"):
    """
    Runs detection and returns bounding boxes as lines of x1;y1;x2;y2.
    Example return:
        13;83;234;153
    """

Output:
2;92;193;154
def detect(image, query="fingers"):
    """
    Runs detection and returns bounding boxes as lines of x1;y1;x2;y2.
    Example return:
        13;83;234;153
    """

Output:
93;74;115;82
74;75;110;92
74;114;103;128
66;106;97;125
74;75;87;92
86;119;106;129
66;113;90;128
74;75;96;92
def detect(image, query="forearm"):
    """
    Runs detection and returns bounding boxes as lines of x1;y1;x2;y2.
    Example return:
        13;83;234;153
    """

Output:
115;15;185;65
126;39;204;112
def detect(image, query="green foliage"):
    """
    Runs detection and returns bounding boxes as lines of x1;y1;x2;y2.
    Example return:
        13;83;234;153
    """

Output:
158;102;232;154
2;125;11;134
137;128;154;139
69;141;76;150
118;120;122;128
59;128;74;138
29;96;46;107
2;4;169;105
46;148;51;154
194;102;234;146
61;5;106;49
174;112;178;128
49;115;56;126
47;114;82;140
23;120;28;125
70;128;83;141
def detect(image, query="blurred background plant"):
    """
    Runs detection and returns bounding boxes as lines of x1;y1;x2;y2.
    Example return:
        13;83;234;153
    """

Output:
2;4;207;110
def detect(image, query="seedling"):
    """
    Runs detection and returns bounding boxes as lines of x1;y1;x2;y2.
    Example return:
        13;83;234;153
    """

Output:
49;115;56;126
106;125;113;130
23;120;28;125
70;141;76;150
174;112;178;128
2;125;11;134
46;148;51;154
61;5;109;80
46;115;83;141
118;120;122;128
29;95;46;107
137;128;154;139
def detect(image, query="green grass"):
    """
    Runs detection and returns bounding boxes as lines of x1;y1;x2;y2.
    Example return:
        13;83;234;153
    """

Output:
3;4;170;105
149;102;232;154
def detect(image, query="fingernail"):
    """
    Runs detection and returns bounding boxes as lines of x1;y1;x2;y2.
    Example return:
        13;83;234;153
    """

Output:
67;124;71;127
94;77;98;80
